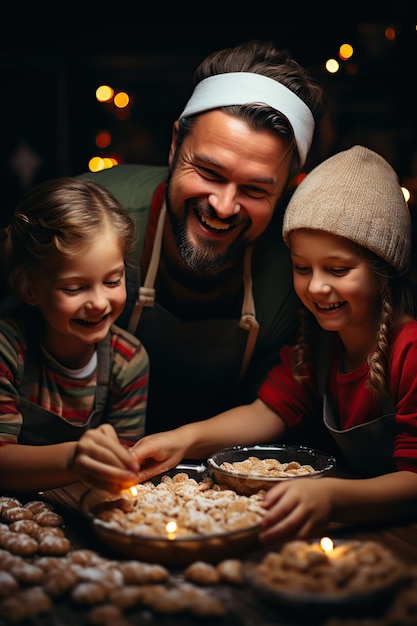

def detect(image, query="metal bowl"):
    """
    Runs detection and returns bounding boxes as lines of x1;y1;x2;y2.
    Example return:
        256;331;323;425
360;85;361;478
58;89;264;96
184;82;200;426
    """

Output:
207;444;336;496
80;466;262;566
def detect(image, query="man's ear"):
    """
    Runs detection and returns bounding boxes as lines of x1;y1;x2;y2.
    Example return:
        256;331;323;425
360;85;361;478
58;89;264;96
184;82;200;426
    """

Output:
168;121;179;165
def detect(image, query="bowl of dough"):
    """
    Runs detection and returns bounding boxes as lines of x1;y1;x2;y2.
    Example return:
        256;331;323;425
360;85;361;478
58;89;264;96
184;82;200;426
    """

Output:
244;538;410;615
207;444;336;496
80;465;264;566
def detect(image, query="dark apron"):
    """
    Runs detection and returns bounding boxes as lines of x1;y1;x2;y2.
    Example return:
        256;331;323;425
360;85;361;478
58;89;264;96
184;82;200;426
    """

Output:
18;334;111;445
126;203;260;433
318;332;397;477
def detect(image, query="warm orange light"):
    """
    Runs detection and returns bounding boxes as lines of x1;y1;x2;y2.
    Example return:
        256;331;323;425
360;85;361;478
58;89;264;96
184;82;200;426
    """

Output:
165;520;177;539
129;485;139;497
95;130;111;149
88;156;117;172
320;536;334;553
339;43;354;61
96;85;114;102
114;91;130;108
88;156;104;172
402;187;410;203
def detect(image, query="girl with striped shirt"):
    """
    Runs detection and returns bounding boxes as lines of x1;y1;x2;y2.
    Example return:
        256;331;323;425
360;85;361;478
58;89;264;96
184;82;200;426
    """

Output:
0;178;149;494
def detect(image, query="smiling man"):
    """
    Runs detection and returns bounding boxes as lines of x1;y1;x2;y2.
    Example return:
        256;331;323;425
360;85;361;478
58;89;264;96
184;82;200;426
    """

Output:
79;39;324;434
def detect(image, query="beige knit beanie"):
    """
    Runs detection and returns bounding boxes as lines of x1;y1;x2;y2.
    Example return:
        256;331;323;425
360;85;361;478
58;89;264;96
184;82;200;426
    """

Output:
282;145;411;275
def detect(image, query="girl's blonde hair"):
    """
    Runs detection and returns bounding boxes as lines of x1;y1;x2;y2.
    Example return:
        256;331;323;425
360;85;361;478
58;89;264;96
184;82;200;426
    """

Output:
7;177;136;300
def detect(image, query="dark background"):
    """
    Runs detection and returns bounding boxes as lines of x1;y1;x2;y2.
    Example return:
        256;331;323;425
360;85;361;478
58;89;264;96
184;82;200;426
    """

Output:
1;1;416;224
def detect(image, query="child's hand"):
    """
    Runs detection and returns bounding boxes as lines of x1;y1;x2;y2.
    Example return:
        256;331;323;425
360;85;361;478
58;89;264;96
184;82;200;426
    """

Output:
129;432;187;483
68;424;140;493
259;477;334;544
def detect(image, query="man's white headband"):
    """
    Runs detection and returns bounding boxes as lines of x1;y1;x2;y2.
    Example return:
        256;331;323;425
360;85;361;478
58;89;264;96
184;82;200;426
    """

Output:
180;72;315;167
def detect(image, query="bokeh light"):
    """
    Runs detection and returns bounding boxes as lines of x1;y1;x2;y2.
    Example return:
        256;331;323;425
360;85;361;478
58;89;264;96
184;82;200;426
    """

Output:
95;130;111;149
339;44;354;61
325;58;340;74
114;91;130;108
96;85;114;103
88;156;118;172
385;27;396;41
402;187;411;203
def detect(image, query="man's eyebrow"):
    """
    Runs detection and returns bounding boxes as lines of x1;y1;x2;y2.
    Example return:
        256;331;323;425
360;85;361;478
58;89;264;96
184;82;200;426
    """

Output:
193;152;222;168
249;175;277;186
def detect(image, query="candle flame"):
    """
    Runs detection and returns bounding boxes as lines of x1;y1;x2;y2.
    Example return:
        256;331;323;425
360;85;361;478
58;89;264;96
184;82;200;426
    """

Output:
165;520;177;540
320;536;334;552
166;520;177;534
129;485;138;497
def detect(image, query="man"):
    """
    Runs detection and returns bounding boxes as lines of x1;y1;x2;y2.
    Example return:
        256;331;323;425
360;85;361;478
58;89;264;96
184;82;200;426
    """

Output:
80;39;324;434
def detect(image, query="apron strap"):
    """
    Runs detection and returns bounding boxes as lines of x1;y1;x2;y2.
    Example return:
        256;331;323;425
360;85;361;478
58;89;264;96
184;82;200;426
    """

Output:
95;332;111;412
128;203;167;334
20;330;111;413
316;330;333;396
237;245;260;381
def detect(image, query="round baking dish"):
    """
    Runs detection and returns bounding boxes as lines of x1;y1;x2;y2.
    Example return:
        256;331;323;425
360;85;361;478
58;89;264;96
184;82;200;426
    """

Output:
80;466;262;566
207;444;336;496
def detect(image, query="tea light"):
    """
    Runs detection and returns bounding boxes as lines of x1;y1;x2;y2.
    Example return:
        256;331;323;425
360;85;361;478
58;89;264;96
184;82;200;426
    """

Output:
165;520;177;540
320;536;334;553
120;485;139;498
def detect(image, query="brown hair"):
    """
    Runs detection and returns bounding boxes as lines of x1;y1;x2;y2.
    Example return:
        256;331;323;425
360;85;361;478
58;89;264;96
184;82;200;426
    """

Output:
177;39;324;182
7;177;136;299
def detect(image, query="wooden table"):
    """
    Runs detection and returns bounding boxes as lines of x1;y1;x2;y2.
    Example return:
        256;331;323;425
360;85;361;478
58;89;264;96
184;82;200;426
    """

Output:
1;483;417;626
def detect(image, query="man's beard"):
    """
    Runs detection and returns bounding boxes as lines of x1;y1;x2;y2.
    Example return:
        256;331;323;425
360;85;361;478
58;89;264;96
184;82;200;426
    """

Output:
166;197;248;275
174;214;247;274
166;187;246;274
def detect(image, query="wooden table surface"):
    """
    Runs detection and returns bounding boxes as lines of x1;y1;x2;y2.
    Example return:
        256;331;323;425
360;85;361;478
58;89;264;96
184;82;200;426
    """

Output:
1;481;417;626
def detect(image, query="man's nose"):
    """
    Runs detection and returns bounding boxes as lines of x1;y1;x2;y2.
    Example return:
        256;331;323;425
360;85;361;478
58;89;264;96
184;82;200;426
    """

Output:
208;185;241;218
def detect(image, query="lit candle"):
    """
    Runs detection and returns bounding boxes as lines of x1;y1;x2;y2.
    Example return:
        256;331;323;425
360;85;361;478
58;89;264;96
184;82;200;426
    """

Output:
165;520;177;540
120;485;139;498
320;536;334;553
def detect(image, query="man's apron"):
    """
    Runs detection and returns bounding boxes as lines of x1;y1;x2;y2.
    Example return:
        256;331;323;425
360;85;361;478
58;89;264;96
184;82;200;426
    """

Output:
17;334;111;445
317;332;397;477
127;203;260;433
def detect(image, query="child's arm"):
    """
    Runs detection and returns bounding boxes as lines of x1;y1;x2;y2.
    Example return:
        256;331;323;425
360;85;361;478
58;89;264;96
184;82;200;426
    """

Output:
259;470;417;544
0;424;140;493
130;398;286;482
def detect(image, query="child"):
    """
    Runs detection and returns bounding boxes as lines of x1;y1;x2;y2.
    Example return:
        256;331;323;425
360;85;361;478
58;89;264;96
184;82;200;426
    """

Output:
130;145;417;542
0;177;149;494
